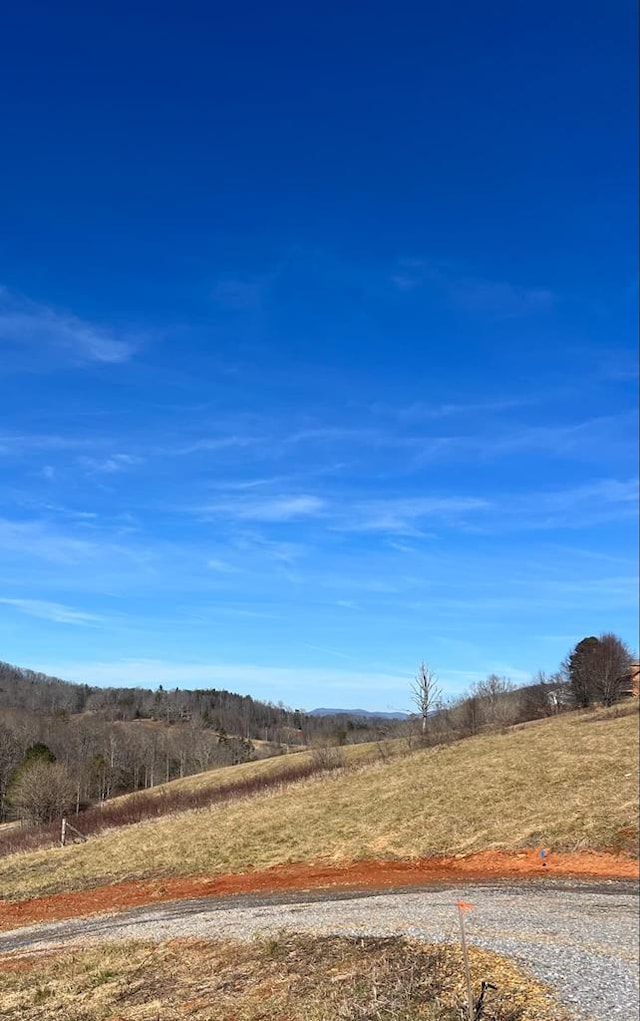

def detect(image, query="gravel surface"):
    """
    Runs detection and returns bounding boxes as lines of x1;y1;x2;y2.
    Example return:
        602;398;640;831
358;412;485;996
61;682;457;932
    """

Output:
1;882;637;1020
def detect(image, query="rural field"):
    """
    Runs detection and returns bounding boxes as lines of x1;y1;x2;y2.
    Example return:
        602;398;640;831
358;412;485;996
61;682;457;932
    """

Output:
0;703;637;906
1;702;637;1021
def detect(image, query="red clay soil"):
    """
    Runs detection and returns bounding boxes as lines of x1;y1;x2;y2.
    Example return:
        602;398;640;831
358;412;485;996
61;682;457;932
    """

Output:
0;850;637;933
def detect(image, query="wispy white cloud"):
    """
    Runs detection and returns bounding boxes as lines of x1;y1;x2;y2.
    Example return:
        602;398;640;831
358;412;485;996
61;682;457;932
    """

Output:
30;657;412;700
78;453;142;475
402;575;638;615
28;656;539;704
0;597;104;626
390;260;554;318
411;413;636;465
172;435;259;455
432;478;638;534
204;494;326;523
206;558;241;573
0;517;104;564
207;476;285;491
388;540;419;554
0;433;101;456
0;516;153;571
511;478;639;529
231;532;307;566
338;496;489;535
284;412;635;467
192;473;637;539
0;286;136;365
371;396;534;422
287;426;381;445
484;414;636;459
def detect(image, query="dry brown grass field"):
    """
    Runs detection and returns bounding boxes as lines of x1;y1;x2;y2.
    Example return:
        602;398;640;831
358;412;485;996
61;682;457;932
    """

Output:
0;934;568;1020
0;704;636;902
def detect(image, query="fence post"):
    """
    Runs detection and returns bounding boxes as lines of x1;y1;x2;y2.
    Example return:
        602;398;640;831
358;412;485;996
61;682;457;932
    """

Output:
60;817;67;847
64;819;88;843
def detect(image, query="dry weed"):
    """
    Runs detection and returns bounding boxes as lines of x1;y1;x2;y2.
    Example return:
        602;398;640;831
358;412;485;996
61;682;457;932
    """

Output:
0;934;569;1020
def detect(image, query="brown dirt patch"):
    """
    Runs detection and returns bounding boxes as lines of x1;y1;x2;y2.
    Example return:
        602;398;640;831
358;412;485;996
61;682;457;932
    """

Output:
0;951;61;973
0;849;636;932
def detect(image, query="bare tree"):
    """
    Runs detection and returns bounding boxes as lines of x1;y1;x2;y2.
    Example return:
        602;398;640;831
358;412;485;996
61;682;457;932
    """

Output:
591;633;633;707
8;761;75;824
564;633;633;708
0;722;21;821
460;694;482;736
411;662;442;736
470;674;517;727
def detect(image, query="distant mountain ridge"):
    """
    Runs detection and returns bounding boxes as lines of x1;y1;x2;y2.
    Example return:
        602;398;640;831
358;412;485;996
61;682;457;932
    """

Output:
310;708;408;719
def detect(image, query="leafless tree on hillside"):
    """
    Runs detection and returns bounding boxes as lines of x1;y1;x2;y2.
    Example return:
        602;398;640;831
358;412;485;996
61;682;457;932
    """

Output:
470;674;517;727
0;723;21;821
563;633;633;708
9;761;75;824
411;662;442;736
591;633;634;706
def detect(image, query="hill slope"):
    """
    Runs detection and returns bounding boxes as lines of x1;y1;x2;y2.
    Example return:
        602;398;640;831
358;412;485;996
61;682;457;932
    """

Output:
0;706;637;902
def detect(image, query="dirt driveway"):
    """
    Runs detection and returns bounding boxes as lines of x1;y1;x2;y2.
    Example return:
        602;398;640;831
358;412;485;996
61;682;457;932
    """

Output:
1;879;637;1020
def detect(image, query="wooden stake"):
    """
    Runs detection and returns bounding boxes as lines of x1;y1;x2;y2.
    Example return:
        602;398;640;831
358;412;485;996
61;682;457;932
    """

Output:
457;901;474;1021
60;817;67;847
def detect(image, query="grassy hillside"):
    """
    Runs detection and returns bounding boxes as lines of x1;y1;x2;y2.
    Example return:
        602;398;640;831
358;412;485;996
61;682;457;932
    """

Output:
0;739;403;859
0;706;636;902
114;736;397;799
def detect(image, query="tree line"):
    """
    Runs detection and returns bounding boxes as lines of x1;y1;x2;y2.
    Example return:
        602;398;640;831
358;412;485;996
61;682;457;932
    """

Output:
410;631;636;743
0;660;403;823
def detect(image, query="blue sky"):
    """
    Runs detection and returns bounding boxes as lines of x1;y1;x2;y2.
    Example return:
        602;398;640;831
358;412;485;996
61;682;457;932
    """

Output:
0;1;637;710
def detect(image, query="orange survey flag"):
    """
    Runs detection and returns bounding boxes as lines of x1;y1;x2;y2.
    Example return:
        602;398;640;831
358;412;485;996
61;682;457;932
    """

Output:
456;900;475;913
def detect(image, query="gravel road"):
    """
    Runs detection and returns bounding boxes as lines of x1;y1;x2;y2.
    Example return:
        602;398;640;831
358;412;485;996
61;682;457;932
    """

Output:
1;881;637;1020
